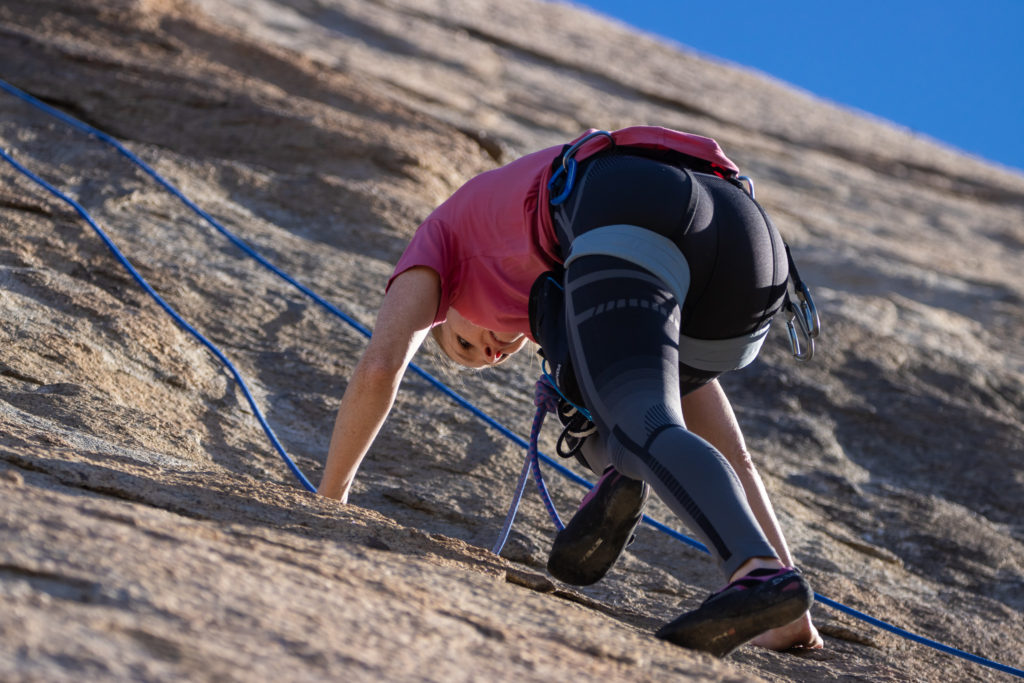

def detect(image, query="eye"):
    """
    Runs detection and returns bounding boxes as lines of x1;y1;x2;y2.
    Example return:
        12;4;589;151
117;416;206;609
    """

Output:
456;336;472;350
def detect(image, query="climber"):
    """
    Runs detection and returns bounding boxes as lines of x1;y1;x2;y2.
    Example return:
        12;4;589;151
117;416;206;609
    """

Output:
318;126;822;656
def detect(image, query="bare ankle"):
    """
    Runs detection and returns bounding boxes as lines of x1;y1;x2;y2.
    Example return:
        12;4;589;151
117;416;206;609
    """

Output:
729;556;784;584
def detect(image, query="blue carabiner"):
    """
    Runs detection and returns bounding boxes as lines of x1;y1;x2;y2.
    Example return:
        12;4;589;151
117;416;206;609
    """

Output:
547;130;615;206
548;157;577;206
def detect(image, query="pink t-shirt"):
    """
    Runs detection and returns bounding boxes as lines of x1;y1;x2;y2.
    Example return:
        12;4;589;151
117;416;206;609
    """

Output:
388;145;563;339
387;127;738;340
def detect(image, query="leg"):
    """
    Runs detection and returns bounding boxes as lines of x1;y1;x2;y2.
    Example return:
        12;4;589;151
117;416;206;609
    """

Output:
546;463;650;586
682;381;823;650
563;254;776;578
562;254;812;656
546;154;813;653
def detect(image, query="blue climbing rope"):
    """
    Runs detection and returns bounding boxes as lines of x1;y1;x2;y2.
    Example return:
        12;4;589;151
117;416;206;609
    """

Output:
813;594;1024;677
2;79;1021;679
0;77;585;488
0;144;317;493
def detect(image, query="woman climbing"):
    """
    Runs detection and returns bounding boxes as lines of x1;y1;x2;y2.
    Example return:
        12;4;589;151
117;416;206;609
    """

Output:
318;126;823;656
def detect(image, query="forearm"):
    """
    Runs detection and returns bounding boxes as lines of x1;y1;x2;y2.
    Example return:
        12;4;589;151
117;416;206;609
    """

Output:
318;359;402;501
318;266;439;502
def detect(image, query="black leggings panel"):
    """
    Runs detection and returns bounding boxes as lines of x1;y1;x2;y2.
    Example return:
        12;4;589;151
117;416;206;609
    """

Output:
552;152;789;341
551;153;786;576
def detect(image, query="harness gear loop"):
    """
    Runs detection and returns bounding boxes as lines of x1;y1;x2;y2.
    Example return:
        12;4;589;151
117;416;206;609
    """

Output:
737;174;756;198
547;130;616;205
555;401;597;459
739;171;820;361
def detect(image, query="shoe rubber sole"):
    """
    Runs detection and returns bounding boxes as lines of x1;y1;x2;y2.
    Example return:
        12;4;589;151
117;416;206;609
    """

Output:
546;475;648;586
655;568;814;658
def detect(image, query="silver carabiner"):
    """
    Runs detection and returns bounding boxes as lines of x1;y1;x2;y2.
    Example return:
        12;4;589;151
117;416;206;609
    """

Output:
785;281;820;361
796;281;821;339
786;317;811;361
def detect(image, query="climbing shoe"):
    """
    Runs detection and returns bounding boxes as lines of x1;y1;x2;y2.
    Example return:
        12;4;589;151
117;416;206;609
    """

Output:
655;567;813;657
546;466;650;586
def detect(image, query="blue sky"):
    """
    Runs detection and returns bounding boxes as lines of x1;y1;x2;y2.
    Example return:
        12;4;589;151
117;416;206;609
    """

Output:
570;1;1024;174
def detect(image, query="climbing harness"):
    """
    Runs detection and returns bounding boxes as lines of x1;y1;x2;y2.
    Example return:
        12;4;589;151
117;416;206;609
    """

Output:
549;129;822;362
2;82;1020;678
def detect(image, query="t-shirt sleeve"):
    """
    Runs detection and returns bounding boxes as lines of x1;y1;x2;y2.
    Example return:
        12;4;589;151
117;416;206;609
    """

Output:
386;218;455;326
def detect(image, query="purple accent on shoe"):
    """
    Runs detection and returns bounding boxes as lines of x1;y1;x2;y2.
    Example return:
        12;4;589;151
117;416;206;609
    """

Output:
719;566;795;593
578;467;617;510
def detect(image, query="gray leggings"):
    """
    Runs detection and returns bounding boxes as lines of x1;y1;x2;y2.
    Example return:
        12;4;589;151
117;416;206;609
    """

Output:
552;154;787;577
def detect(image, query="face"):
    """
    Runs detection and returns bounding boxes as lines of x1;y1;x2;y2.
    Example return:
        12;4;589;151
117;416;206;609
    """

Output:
439;308;529;368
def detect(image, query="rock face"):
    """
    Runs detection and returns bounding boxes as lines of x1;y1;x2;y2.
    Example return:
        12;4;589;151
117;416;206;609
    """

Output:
1;0;1022;680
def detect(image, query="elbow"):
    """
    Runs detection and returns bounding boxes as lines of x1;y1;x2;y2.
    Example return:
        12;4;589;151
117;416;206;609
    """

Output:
355;348;407;388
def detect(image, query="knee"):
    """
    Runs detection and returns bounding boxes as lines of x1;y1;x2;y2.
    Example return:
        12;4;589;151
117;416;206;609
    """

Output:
605;441;651;482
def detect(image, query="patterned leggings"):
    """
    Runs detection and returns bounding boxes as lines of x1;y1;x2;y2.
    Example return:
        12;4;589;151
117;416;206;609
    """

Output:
551;153;788;576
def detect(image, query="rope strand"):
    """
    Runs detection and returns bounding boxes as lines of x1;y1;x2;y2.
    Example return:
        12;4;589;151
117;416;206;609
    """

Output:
0;144;317;493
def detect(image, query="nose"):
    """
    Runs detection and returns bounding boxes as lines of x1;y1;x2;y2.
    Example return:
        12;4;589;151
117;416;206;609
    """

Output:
483;344;500;363
483;331;520;364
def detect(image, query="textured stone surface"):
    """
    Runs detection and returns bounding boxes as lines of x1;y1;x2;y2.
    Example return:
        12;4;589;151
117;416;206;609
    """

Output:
1;0;1022;680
